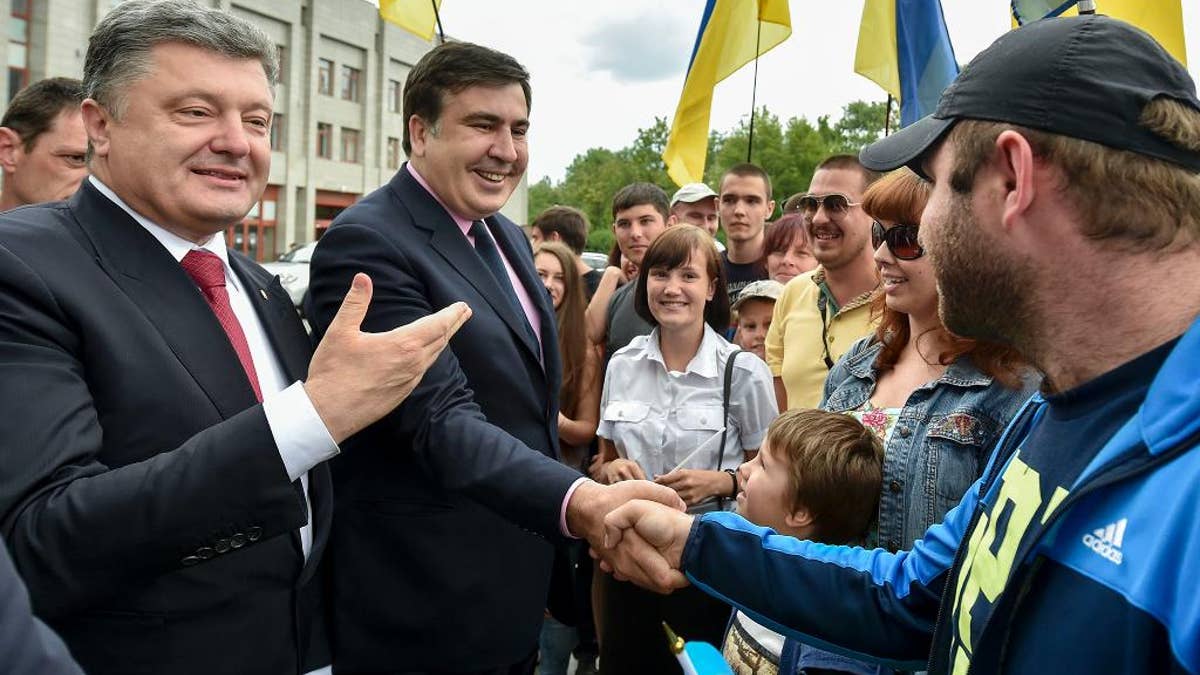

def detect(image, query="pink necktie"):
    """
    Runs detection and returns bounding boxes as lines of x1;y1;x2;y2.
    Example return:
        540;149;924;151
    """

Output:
180;249;263;402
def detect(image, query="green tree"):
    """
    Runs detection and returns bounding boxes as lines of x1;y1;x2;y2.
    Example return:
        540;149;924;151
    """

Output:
529;100;887;252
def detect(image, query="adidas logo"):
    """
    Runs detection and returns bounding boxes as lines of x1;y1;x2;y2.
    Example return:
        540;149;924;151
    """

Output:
1081;518;1126;565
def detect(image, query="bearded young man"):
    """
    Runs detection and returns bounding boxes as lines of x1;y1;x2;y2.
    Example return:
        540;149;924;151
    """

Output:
598;16;1200;675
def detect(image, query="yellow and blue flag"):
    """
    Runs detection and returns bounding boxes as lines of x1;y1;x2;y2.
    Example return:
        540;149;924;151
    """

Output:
380;0;443;42
662;0;791;187
855;0;959;127
1012;0;1187;67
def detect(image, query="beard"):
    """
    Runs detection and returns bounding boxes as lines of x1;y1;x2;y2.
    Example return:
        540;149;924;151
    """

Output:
930;192;1036;349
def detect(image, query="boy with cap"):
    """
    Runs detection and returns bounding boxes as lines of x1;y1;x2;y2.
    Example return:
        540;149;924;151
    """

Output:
731;279;783;361
600;15;1200;675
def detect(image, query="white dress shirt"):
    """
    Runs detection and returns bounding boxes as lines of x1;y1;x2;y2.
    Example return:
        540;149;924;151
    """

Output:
89;177;338;560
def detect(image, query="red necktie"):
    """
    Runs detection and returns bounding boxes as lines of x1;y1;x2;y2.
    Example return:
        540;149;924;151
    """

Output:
180;249;263;402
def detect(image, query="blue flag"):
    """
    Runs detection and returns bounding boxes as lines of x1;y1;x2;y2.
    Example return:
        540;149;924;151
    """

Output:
855;0;960;127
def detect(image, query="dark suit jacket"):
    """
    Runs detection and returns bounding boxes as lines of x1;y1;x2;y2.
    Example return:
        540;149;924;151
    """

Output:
0;181;331;675
306;166;582;672
0;534;83;675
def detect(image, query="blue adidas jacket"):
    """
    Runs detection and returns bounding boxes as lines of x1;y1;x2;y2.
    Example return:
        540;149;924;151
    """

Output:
682;315;1200;674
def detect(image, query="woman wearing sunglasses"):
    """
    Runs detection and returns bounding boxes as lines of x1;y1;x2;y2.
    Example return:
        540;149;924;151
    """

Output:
820;169;1039;554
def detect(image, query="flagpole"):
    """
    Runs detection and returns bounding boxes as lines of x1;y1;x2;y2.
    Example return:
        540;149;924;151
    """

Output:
431;0;445;44
884;95;893;136
746;17;763;163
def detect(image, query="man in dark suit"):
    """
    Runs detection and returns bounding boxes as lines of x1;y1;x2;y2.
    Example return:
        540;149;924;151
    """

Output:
306;42;684;674
0;3;468;674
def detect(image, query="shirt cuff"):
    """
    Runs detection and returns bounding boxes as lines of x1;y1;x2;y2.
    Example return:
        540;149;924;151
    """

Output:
263;381;340;481
559;476;592;538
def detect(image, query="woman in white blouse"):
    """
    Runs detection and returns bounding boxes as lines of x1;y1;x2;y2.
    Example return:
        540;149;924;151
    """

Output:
594;225;778;674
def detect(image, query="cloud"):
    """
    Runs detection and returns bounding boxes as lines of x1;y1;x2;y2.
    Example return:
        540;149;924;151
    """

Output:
580;12;693;82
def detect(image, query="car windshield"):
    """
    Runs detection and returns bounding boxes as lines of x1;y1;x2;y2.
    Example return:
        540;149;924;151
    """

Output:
279;243;317;263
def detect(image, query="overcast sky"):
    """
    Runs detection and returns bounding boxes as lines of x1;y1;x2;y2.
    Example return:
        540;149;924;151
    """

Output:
425;0;1200;184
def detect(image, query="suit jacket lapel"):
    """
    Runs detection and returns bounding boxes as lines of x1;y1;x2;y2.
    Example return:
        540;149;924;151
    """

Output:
487;216;557;373
68;182;259;418
391;168;543;365
229;254;311;382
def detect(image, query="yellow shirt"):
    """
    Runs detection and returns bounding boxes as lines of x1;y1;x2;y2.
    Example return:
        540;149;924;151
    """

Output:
765;268;878;409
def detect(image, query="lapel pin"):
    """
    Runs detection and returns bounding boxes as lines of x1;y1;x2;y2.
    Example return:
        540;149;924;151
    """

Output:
259;288;269;300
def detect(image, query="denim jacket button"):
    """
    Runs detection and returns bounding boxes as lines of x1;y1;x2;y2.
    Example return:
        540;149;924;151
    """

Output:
889;480;902;493
898;426;911;438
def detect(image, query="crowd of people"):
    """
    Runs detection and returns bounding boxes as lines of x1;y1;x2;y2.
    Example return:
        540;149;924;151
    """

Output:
0;2;1197;675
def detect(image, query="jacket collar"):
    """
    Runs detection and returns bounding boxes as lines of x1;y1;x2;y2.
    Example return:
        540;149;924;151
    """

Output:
385;164;551;374
844;336;995;389
68;180;304;411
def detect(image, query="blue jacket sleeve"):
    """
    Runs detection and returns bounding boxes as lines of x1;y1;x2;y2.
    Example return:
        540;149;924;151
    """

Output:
681;477;981;671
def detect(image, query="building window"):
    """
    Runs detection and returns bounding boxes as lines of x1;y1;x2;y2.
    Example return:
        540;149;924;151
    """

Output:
270;114;285;151
227;186;279;262
340;65;361;102
386;137;401;169
317;58;333;96
316;123;332;159
275;45;287;82
341;128;360;163
8;0;30;101
387;79;401;113
314;190;358;240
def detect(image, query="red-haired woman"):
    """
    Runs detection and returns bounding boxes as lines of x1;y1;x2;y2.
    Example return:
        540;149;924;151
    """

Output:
821;169;1039;552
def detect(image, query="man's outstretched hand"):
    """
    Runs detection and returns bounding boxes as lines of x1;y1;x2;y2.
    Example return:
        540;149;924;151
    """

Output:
601;498;695;594
305;273;471;444
561;480;686;590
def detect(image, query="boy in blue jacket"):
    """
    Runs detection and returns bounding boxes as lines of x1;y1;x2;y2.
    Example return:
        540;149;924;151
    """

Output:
599;15;1200;675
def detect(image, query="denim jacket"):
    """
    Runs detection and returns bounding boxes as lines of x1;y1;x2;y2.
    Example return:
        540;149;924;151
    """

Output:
820;336;1039;552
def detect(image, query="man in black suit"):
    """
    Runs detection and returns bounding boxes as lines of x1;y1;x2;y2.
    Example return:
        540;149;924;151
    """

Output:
0;2;468;674
306;42;684;674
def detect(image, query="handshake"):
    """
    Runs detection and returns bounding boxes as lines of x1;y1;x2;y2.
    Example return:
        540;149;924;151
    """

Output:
566;483;702;595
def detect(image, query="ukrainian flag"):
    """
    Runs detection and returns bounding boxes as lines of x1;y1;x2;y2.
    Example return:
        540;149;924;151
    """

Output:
1012;0;1187;67
854;0;959;127
380;0;442;42
662;0;791;187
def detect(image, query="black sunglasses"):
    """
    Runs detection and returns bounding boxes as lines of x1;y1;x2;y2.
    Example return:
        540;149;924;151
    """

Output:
790;193;860;218
871;220;925;260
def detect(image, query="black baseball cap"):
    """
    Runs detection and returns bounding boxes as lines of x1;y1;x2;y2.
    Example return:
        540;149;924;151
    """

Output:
860;15;1200;177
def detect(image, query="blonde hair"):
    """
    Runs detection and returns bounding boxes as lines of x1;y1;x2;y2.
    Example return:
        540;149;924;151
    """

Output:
947;97;1200;253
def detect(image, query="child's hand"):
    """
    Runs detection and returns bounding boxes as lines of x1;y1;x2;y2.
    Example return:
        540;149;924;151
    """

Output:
655;469;726;506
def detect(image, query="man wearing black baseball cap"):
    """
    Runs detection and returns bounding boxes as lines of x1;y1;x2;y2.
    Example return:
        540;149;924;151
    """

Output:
596;15;1200;675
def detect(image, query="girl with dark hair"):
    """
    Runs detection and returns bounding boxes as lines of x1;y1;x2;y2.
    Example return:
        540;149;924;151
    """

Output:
593;225;777;674
534;242;600;466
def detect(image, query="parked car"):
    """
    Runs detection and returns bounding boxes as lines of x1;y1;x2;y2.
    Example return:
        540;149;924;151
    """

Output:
581;251;608;271
261;241;317;309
